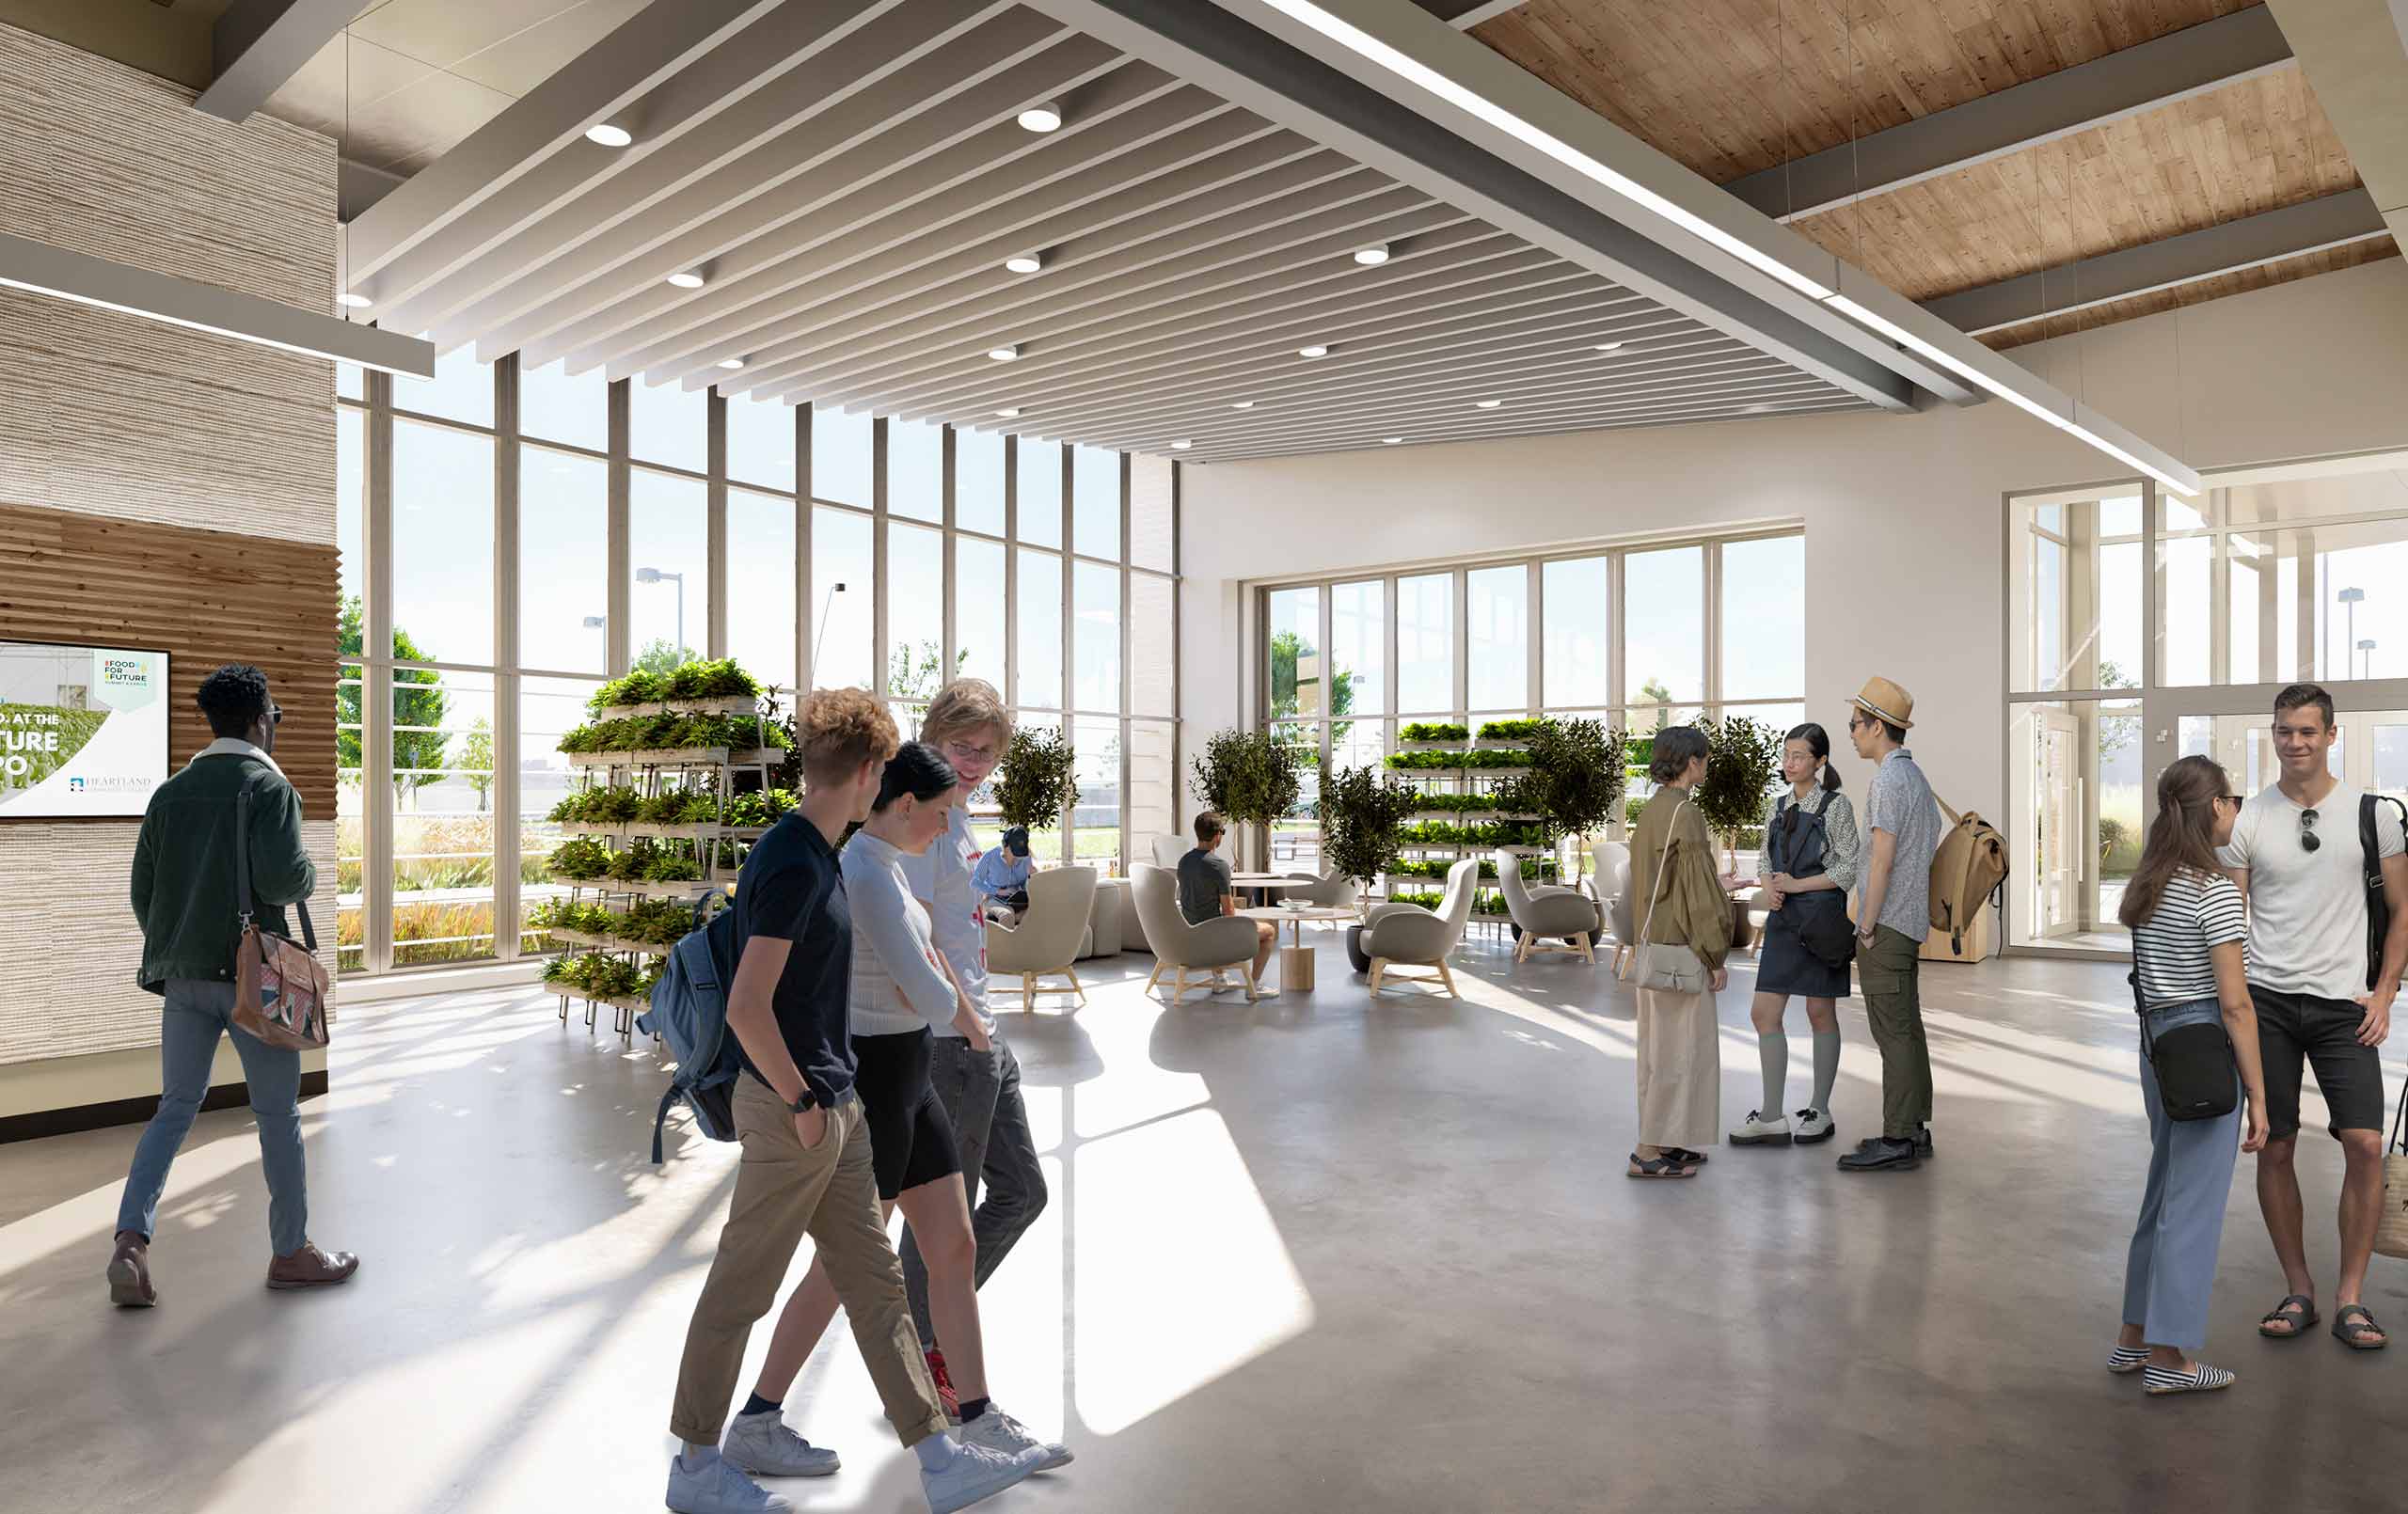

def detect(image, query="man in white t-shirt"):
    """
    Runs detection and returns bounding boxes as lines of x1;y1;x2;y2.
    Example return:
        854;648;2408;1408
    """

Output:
2218;683;2408;1351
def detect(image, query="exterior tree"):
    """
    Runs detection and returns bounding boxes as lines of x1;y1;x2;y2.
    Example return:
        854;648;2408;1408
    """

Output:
1269;628;1355;748
459;717;495;812
888;639;971;702
635;638;701;678
338;595;452;804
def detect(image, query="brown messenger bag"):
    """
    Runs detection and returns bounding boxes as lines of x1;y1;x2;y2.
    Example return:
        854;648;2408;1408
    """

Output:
230;780;333;1051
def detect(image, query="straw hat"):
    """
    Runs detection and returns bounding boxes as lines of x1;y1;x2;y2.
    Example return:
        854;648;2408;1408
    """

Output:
1848;676;1915;731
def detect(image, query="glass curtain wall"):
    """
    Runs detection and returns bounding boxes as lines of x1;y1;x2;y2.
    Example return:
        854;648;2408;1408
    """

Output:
337;365;1176;978
1259;532;1806;868
2004;449;2408;954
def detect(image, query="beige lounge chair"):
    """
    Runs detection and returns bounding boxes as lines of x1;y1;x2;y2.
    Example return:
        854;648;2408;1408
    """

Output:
1361;857;1478;997
1495;847;1600;965
1132;864;1260;1001
985;865;1098;1014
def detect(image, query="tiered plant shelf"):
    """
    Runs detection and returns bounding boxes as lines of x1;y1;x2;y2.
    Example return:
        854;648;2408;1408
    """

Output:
539;659;792;1035
1382;720;1553;926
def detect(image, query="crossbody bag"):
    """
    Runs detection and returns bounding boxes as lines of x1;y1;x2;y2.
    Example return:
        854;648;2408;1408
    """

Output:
1626;797;1710;994
2128;934;2233;1122
230;779;334;1051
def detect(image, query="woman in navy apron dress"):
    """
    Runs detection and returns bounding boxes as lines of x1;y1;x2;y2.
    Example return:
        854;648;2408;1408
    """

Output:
1731;724;1861;1148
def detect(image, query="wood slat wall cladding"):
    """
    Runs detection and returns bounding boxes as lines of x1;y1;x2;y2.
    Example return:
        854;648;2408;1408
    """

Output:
1475;0;2260;184
0;503;341;811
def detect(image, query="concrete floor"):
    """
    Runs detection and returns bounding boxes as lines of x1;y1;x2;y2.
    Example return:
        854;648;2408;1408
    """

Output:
4;934;2404;1514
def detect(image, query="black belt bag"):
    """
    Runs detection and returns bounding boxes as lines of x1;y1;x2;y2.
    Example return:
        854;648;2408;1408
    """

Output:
2130;942;2236;1122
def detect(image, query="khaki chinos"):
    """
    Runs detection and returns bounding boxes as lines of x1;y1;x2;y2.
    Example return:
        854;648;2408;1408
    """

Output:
670;1074;949;1449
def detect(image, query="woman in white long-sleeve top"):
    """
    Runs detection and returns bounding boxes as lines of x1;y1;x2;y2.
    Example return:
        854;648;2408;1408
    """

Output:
740;743;1071;1475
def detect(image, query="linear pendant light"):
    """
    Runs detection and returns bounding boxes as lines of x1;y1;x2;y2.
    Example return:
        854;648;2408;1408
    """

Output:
0;231;435;376
1243;0;2200;497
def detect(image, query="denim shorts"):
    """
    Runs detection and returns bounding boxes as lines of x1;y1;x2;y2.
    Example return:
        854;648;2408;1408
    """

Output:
2247;986;2385;1138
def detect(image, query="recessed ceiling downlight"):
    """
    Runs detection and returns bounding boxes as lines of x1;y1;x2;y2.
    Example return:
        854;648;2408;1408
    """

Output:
1353;244;1389;265
1232;401;1255;410
1475;399;1502;409
1005;253;1043;275
584;123;633;148
1018;102;1063;133
666;271;705;290
1172;440;1192;449
988;344;1020;362
996;407;1022;418
1298;344;1329;358
717;357;745;371
1594;341;1624;352
1382;436;1403;444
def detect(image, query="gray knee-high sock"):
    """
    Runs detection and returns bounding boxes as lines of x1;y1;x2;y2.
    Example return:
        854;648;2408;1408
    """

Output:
1811;1030;1842;1113
1757;1030;1787;1118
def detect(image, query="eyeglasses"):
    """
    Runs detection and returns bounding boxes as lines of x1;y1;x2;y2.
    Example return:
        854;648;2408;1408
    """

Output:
943;739;997;764
2300;806;2321;853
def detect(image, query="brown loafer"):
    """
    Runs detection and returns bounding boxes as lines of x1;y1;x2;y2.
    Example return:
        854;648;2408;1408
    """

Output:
266;1241;359;1291
107;1232;156;1308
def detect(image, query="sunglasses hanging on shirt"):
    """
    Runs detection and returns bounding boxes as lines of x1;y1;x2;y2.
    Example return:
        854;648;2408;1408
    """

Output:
2300;806;2321;854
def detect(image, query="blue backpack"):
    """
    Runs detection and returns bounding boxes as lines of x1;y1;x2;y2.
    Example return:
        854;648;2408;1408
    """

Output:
635;894;744;1163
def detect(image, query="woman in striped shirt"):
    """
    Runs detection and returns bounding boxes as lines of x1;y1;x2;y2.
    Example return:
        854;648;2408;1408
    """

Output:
2111;754;2268;1396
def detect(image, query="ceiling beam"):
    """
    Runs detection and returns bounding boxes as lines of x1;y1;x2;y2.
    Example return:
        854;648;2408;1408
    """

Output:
1021;0;1920;413
1723;7;2297;224
196;0;356;122
1922;188;2392;337
2267;0;2408;252
1441;1;1535;28
346;0;791;285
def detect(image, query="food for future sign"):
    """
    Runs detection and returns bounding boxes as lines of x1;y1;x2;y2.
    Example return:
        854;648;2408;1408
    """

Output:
0;643;169;818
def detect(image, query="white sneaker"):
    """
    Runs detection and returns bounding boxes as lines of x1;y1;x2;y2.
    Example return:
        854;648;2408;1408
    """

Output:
1729;1110;1793;1146
722;1410;841;1478
1793;1107;1836;1144
922;1439;1048;1514
667;1452;794;1514
960;1405;1073;1472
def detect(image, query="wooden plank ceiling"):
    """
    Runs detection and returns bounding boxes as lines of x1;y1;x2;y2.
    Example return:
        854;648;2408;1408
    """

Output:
1472;0;2400;347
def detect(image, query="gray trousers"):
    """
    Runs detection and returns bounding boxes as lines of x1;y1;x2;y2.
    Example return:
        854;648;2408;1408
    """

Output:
900;1033;1048;1347
2121;998;2243;1350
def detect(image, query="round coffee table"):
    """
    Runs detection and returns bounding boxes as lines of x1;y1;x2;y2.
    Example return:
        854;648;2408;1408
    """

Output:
1238;905;1357;991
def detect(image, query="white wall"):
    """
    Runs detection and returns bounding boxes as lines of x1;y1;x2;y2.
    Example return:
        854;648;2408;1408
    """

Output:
1180;258;2408;828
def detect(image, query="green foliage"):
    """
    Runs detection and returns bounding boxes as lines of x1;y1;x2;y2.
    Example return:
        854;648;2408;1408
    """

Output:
721;788;797;829
1385;748;1528;771
1492;718;1625;852
994;726;1082;831
1389;857;1557;881
634;639;703;679
458;718;494;812
545;952;658;1001
1396;818;1551;848
557;712;788;754
547;786;642;825
1314;764;1422;891
593;658;762;711
1694;714;1784;848
1475;718;1545;742
1399;721;1467;743
339;595;451;800
547;835;613;880
1405;791;1499;814
634;788;721;825
1192;729;1305;827
1627;795;1649;827
1387;889;1444;909
888;640;972;702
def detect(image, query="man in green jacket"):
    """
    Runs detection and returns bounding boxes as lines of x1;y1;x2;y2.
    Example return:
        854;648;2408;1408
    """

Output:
109;664;356;1307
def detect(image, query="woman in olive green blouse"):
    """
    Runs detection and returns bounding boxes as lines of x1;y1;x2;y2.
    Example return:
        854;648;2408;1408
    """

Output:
1625;726;1735;1178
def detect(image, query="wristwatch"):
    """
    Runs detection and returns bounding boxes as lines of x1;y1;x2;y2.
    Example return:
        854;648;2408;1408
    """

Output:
785;1089;816;1115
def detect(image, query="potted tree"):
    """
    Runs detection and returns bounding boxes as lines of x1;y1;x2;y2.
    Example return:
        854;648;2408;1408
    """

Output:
1493;718;1625;941
1316;763;1422;972
992;726;1081;857
1694;714;1784;876
1189;729;1304;870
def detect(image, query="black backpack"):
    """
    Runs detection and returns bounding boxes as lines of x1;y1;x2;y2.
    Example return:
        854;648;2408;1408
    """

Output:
2359;793;2408;991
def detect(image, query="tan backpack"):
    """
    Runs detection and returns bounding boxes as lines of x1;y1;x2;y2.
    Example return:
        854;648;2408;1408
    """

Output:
1929;797;2007;954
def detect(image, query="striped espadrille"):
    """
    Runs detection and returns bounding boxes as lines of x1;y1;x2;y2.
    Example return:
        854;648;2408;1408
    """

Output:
2143;1361;2235;1396
2107;1345;2148;1375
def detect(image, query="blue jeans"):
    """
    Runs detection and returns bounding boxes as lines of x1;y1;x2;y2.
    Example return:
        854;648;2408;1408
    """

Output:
117;978;309;1255
2121;996;2242;1350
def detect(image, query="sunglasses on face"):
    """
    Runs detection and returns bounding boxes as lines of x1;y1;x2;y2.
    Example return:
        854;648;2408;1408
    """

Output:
267;705;284;727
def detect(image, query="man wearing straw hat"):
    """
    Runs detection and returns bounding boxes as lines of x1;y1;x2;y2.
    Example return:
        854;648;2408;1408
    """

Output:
1837;676;1941;1174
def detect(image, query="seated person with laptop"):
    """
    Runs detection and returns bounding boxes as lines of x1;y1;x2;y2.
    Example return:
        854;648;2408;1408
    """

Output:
972;826;1035;916
1179;812;1277;993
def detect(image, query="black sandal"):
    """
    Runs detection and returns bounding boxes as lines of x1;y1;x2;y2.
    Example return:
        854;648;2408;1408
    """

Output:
1661;1146;1710;1166
2259;1294;2318;1339
1626;1151;1697;1179
2333;1303;2388;1350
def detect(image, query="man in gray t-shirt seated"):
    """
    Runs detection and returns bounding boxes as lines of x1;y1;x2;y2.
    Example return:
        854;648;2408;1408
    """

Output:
1180;812;1277;989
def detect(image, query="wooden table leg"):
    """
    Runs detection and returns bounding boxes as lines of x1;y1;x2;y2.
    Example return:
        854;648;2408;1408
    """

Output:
1280;943;1315;992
